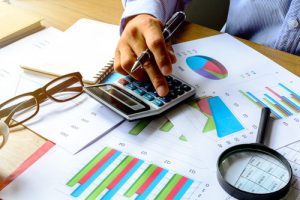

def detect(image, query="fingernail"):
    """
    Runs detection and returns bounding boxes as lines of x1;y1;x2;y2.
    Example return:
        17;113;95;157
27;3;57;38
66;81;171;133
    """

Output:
161;65;172;75
169;49;175;56
169;51;177;63
156;85;167;96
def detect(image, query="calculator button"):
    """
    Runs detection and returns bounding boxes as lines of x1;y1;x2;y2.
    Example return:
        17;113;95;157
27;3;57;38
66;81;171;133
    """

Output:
166;76;173;82
134;88;146;96
167;82;175;90
125;76;134;82
168;91;178;99
144;84;155;92
175;88;184;95
149;91;159;97
118;78;129;86
180;84;191;92
143;93;154;101
152;99;164;107
159;96;172;103
126;83;137;90
133;81;143;87
173;79;182;86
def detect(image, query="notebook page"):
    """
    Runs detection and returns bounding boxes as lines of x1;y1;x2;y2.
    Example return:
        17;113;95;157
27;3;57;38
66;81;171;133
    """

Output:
21;18;120;84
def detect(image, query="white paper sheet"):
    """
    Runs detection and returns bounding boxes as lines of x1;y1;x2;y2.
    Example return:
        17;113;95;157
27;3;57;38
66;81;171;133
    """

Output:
0;27;124;154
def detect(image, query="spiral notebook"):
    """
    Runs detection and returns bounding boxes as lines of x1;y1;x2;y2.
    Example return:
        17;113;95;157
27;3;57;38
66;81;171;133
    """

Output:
21;18;120;84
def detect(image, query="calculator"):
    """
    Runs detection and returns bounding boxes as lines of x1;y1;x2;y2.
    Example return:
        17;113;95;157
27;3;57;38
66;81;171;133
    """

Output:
84;75;196;120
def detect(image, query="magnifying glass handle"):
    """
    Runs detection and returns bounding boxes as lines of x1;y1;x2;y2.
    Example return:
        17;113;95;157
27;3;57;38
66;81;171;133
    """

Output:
256;107;271;144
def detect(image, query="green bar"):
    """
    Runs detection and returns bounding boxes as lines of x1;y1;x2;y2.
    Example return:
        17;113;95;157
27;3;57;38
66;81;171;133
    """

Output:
124;164;157;198
188;101;200;110
202;115;215;133
159;120;174;132
179;134;188;142
67;147;111;187
155;174;182;200
129;119;152;135
86;156;134;200
239;90;261;109
263;98;287;117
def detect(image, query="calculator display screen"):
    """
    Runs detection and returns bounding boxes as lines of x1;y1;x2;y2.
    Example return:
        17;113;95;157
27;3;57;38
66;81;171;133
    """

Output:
84;84;150;116
106;88;137;106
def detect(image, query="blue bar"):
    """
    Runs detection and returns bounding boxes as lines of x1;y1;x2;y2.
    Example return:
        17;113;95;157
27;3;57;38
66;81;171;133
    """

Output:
264;94;293;116
174;179;193;200
101;160;144;199
246;92;268;107
279;83;300;99
135;169;168;200
71;151;122;197
247;92;282;119
208;96;244;138
282;96;300;110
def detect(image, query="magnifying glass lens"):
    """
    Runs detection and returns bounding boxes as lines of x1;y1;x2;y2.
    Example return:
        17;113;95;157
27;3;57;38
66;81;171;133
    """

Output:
219;150;290;194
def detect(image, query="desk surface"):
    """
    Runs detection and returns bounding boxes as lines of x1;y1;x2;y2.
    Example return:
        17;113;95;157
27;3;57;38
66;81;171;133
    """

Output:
1;0;300;183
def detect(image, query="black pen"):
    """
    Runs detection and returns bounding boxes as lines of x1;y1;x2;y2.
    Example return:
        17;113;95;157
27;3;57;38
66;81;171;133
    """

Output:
256;107;271;144
130;11;186;73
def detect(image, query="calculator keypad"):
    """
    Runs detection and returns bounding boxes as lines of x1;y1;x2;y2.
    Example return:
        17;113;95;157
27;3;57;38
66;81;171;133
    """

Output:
117;76;191;107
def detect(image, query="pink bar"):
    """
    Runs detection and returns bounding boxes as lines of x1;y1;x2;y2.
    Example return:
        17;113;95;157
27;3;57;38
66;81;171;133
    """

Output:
265;87;300;111
0;141;55;190
79;149;117;184
266;87;282;99
107;158;139;189
137;167;163;194
292;94;300;103
166;177;188;200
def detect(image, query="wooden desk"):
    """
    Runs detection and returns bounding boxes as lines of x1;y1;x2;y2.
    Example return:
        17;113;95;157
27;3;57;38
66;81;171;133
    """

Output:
1;0;300;183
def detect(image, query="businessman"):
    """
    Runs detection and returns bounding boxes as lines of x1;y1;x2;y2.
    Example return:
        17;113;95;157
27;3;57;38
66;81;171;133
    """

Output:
114;0;300;96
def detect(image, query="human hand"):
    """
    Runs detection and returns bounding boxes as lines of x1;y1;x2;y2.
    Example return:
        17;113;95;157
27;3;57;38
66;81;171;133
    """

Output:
114;14;177;96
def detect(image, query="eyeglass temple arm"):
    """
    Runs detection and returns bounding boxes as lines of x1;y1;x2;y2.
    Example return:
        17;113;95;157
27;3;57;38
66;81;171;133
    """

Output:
3;98;37;125
0;77;82;119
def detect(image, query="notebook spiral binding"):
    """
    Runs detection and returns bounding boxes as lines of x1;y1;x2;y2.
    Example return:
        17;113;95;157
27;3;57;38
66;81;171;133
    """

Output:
93;58;115;83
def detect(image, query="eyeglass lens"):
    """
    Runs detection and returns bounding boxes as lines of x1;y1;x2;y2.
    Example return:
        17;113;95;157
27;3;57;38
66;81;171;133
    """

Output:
46;75;83;101
0;94;38;127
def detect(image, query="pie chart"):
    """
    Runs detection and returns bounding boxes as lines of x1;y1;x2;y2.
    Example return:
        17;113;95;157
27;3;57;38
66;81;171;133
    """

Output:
186;55;228;80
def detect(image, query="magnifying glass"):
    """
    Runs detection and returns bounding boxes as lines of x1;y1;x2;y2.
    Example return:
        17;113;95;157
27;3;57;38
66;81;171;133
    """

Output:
217;107;293;200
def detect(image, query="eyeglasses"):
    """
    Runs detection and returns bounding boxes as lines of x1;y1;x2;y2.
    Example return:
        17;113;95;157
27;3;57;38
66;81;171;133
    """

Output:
0;72;84;148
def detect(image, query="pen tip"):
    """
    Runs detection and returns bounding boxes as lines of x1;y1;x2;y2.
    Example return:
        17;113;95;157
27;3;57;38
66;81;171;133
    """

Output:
131;62;141;73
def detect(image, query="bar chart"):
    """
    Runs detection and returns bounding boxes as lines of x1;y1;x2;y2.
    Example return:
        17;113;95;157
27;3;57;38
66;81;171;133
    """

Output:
129;119;174;136
65;146;202;200
127;118;191;142
240;83;300;119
